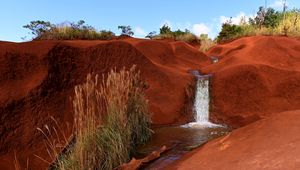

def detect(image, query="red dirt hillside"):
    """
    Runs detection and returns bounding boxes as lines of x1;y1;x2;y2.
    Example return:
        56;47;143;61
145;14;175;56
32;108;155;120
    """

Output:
167;36;300;170
204;36;300;128
0;38;209;169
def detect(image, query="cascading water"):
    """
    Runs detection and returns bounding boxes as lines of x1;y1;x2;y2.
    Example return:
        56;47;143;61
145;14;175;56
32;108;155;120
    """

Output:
194;77;210;123
136;71;229;169
183;71;221;128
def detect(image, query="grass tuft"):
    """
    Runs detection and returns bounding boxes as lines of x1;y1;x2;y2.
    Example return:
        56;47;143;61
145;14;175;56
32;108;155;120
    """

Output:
50;65;152;170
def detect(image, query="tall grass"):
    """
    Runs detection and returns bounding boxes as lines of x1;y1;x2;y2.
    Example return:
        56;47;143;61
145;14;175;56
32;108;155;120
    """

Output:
54;66;152;170
24;20;116;40
276;10;300;36
38;26;115;40
217;10;300;42
199;38;216;52
152;33;200;44
176;33;200;44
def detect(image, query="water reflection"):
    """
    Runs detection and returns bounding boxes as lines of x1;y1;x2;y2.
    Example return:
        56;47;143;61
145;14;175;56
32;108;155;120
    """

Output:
135;125;229;169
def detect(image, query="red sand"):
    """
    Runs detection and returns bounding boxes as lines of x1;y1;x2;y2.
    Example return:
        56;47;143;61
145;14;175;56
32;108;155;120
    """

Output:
0;38;208;169
168;36;300;169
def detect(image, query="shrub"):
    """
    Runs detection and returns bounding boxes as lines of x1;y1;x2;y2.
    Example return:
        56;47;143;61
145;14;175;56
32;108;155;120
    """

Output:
159;24;172;35
23;20;54;38
145;31;157;39
55;66;152;170
175;33;200;44
216;7;300;42
217;22;243;42
152;33;174;40
118;25;134;36
249;7;282;29
23;20;115;40
199;34;216;52
276;9;300;36
152;25;200;44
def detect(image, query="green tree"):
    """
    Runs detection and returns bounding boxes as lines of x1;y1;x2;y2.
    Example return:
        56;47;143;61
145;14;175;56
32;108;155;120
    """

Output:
70;20;95;31
250;7;281;28
173;29;190;37
23;20;54;38
159;24;172;34
264;8;281;28
217;21;243;42
118;25;134;36
145;31;157;39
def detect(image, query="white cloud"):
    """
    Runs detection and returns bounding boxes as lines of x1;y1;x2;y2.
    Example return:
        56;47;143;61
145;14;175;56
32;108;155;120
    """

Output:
192;23;211;36
270;0;287;9
158;20;215;38
134;27;147;37
156;12;252;39
219;12;252;25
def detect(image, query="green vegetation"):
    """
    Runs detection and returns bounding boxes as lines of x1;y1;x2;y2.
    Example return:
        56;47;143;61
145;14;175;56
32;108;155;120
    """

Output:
199;34;216;52
48;66;152;170
216;7;300;42
145;31;157;39
23;20;115;40
148;24;200;44
217;21;243;42
118;25;134;36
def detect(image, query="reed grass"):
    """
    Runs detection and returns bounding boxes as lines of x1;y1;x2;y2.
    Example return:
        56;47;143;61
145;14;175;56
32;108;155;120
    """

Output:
152;33;200;44
35;25;115;40
51;65;152;170
199;39;216;52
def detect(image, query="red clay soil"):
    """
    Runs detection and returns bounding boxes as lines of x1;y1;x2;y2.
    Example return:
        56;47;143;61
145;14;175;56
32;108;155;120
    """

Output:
168;36;300;170
0;38;209;169
168;110;300;170
204;36;300;128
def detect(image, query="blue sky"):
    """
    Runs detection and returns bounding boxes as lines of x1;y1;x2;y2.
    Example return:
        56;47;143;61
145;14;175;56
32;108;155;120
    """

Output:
1;0;299;42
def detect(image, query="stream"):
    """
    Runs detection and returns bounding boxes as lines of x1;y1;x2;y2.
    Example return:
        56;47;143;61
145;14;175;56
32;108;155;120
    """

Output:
135;71;230;169
135;125;229;169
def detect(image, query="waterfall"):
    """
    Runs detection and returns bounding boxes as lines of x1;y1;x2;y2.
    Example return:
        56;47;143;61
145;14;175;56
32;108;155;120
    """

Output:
183;71;221;128
194;77;210;123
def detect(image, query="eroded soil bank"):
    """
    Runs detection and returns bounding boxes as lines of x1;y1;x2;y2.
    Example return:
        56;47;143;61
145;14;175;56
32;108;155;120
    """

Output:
0;38;208;169
2;36;300;169
167;36;300;170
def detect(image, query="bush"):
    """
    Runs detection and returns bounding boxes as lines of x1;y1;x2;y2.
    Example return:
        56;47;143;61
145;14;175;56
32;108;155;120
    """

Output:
159;24;172;35
216;7;300;42
23;20;115;40
217;22;243;42
23;20;54;38
151;25;200;44
199;34;216;52
176;33;200;44
276;9;300;36
55;66;152;170
249;7;282;29
152;33;174;40
118;25;134;37
145;31;157;39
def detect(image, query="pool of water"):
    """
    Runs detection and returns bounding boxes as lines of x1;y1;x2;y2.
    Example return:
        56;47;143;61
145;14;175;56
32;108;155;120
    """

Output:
135;125;230;169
